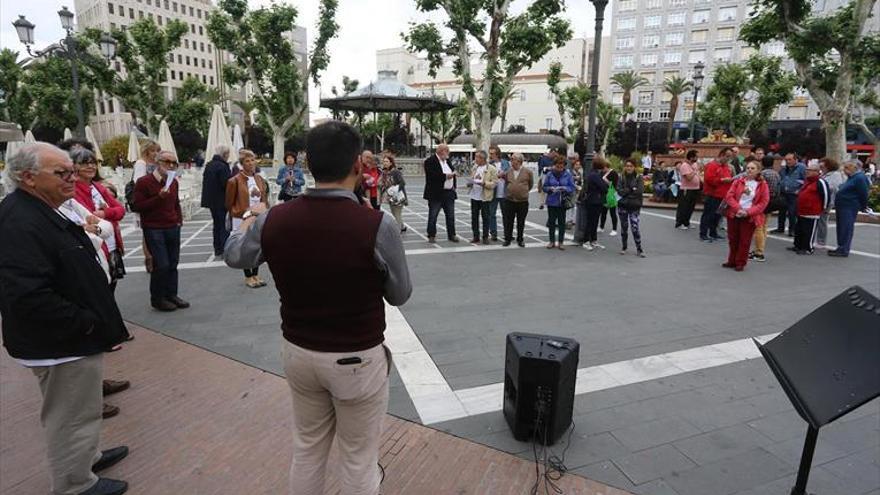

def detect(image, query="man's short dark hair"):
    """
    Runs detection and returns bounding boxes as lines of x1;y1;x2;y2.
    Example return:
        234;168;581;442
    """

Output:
719;147;734;157
751;145;764;153
686;149;698;161
306;121;363;182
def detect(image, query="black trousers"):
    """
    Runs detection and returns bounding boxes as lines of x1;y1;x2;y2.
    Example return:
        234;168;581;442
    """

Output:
794;216;818;252
502;199;529;242
209;206;229;255
470;199;490;239
675;189;699;227
426;190;457;239
585;204;603;242
600;206;618;230
699;196;722;238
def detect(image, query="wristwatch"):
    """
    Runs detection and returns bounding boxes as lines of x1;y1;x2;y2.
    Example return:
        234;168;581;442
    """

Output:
242;210;254;220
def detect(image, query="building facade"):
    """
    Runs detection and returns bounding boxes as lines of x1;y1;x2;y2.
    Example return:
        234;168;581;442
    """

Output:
376;37;612;137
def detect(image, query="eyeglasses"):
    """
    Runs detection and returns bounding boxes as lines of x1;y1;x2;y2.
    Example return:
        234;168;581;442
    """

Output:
159;159;179;167
51;169;76;181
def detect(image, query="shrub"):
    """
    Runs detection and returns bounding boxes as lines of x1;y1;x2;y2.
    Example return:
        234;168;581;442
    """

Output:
869;184;880;212
100;135;136;168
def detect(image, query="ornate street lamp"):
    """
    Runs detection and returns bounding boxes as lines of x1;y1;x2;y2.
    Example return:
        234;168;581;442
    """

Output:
12;16;35;45
688;61;705;143
583;0;610;170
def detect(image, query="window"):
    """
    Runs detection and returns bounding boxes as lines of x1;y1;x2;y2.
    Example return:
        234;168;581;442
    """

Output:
171;70;176;80
693;10;710;23
173;2;177;12
545;117;553;129
520;90;527;101
202;75;206;83
647;0;663;8
643;34;660;48
197;8;202;18
184;39;189;48
659;110;671;120
158;16;163;25
99;101;105;114
185;56;190;66
199;26;203;35
717;27;735;41
664;52;682;65
645;16;661;29
661;91;673;103
189;6;194;16
108;2;115;14
207;45;212;54
670;0;686;6
190;24;196;33
689;50;706;64
111;22;117;30
619;0;636;11
108;100;114;113
164;0;168;8
718;6;738;21
146;0;151;5
665;32;684;46
168;53;173;62
200;42;205;52
714;47;732;62
201;59;206;68
617;18;636;30
177;54;182;63
129;8;134;18
640;71;657;83
664;70;680;81
616;36;634;50
208;60;213;69
667;12;686;25
740;46;757;59
641;53;658;66
148;13;153;20
637;109;653;121
691;29;708;43
638;91;654;105
765;42;785;56
613;55;634;69
612;92;624;105
210;76;214;85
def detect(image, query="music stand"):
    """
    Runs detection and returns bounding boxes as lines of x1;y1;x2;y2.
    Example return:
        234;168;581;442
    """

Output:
754;285;880;495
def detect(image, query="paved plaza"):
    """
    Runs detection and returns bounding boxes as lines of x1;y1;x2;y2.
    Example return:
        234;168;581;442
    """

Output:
107;178;880;495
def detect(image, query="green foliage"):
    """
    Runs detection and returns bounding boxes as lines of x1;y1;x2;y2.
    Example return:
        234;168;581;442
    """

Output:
416;99;471;144
82;19;186;135
0;49;31;126
100;135;135;168
166;77;220;138
662;76;692;142
696;55;797;141
547;62;592;143
597;100;624;154
610;71;648;117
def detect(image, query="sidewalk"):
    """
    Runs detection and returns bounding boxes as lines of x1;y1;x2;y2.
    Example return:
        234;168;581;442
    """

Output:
0;323;631;495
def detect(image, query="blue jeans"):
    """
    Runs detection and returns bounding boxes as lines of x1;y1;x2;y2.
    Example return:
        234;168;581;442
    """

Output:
209;206;229;255
143;226;180;302
699;196;722;238
779;192;799;232
835;207;858;254
426;190;457;239
488;197;501;236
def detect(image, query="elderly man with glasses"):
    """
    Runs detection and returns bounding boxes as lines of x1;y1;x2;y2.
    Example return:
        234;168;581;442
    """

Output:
0;142;131;495
131;150;190;312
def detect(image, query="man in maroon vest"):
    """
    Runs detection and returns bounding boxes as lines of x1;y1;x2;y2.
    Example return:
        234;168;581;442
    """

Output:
223;121;411;495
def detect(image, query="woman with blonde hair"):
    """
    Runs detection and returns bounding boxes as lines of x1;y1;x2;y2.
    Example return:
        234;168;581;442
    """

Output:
129;139;161;272
226;149;269;287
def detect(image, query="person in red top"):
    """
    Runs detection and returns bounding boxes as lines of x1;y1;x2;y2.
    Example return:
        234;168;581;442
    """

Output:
722;160;770;271
361;150;381;210
131;151;189;312
699;147;735;242
789;161;829;255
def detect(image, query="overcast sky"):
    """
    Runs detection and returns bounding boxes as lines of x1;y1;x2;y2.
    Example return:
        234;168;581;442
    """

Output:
1;0;606;121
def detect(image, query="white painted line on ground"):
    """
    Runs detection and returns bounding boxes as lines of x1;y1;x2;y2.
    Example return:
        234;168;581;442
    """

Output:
127;260;226;273
180;222;212;248
640;210;880;260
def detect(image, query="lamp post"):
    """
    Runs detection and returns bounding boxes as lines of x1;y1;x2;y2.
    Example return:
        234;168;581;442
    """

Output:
12;7;117;139
583;0;609;171
687;61;705;144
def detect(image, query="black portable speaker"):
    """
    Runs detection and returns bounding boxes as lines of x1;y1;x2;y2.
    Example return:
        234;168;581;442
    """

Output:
503;332;579;445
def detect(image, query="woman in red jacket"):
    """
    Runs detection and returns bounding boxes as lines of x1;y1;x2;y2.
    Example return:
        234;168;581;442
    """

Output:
72;148;127;287
722;160;769;271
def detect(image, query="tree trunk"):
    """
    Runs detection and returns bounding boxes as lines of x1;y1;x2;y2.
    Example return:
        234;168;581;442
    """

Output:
272;129;285;168
667;98;678;144
823;109;847;163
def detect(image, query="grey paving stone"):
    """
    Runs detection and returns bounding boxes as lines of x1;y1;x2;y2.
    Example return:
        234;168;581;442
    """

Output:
672;424;776;466
737;466;871;495
631;479;682;495
821;452;880;494
821;413;880;455
432;411;511;439
611;417;702;452
762;434;850;469
571;460;637;493
469;429;533;455
547;431;631;470
746;410;808;443
680;399;765;433
664;448;794;495
613;444;697;485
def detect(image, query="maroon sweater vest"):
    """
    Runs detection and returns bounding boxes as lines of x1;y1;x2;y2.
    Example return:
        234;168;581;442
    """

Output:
261;195;386;352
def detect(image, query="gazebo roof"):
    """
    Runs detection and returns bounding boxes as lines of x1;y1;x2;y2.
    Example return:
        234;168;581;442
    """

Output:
452;133;567;148
320;71;456;113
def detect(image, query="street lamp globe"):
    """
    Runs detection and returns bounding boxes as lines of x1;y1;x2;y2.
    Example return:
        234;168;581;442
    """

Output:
100;33;118;60
693;61;705;90
58;6;75;31
12;15;35;45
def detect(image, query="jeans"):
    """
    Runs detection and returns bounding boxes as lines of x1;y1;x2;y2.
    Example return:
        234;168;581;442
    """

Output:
426;190;457;239
619;209;642;251
585;204;602;243
572;203;588;244
470;199;490;239
779;192;799;232
727;217;757;268
547;206;566;243
835;207;858;254
143;226;180;302
699;196;722;238
210;206;229;255
502;199;529;242
816;211;830;244
488;197;501;237
675;189;699;227
600;206;618;230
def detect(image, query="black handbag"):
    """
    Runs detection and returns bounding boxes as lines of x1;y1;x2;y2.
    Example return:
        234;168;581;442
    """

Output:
109;250;126;281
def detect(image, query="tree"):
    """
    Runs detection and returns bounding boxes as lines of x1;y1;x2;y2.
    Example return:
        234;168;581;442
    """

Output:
597;100;624;155
547;62;592;144
82;19;187;137
848;54;880;148
697;55;797;143
610;71;648;121
166;77;220;138
0;49;33;127
662;76;692;144
362;114;396;151
497;82;518;133
329;75;360;121
230;98;257;149
207;0;339;165
415;99;471;144
405;0;572;152
740;0;879;162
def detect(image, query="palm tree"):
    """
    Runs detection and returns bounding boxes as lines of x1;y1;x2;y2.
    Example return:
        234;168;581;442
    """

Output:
610;71;649;121
498;82;518;133
662;76;693;144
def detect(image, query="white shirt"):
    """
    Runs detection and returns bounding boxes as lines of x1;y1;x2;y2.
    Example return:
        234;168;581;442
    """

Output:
739;179;758;210
642;155;653;171
438;156;454;190
470;164;487;201
231;175;262;230
512;168;522;181
90;185;116;252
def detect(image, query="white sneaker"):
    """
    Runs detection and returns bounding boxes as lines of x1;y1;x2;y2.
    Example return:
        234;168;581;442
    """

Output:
677;225;690;230
598;227;604;233
610;230;618;237
593;242;606;250
583;243;594;251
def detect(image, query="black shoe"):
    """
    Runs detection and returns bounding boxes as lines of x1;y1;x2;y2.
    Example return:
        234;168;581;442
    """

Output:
752;254;766;262
168;296;190;309
448;236;460;243
772;228;785;234
786;246;798;252
710;234;725;241
92;446;129;473
214;250;223;256
700;236;712;242
427;236;436;244
502;240;511;247
482;236;490;244
151;299;177;312
827;250;848;257
517;240;526;247
491;235;499;242
77;478;128;495
470;237;481;244
796;249;814;255
787;231;794;237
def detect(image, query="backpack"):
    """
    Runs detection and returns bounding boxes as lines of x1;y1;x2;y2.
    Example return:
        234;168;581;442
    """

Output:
124;177;136;210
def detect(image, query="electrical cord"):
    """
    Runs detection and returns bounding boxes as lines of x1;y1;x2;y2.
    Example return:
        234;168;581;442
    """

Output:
529;392;576;495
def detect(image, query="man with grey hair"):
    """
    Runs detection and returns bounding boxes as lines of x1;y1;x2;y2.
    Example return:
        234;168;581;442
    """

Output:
423;143;460;243
829;159;871;257
502;152;534;247
0;143;131;495
201;144;232;256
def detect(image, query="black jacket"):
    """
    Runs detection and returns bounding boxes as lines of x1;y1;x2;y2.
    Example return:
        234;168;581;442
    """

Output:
423;154;457;200
0;190;128;359
582;170;609;206
617;172;644;212
201;155;231;209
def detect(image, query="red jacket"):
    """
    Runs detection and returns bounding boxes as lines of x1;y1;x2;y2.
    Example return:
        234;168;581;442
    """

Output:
362;168;380;198
724;177;770;226
703;160;733;199
796;175;830;217
74;180;126;254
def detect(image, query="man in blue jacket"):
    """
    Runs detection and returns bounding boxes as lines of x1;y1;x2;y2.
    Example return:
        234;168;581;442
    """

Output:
829;159;871;257
775;152;805;236
200;145;232;256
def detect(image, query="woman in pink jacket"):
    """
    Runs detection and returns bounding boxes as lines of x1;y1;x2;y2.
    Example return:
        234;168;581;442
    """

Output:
722;160;769;271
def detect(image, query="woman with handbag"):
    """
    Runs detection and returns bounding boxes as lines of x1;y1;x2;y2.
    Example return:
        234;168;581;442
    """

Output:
380;155;408;232
542;156;575;250
722;160;770;271
276;151;305;202
617;158;646;257
226;149;269;288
